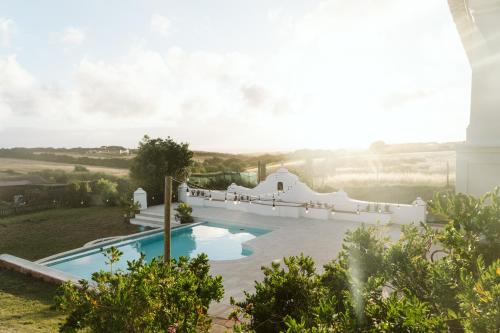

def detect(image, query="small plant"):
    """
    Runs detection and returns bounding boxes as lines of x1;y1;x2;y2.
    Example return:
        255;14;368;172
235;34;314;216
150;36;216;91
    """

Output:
122;200;140;221
175;202;194;224
103;246;123;274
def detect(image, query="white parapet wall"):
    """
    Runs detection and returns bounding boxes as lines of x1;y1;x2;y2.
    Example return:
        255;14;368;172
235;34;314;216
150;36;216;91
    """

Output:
179;168;426;225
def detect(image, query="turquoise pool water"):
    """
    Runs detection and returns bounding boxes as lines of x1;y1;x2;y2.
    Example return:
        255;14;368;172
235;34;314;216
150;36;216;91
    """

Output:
46;222;269;280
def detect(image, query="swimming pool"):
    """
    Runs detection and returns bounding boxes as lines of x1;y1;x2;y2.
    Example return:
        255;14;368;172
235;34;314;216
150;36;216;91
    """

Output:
45;222;269;280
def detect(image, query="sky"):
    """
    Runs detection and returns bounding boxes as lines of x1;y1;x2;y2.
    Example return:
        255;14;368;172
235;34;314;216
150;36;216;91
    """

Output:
0;0;471;152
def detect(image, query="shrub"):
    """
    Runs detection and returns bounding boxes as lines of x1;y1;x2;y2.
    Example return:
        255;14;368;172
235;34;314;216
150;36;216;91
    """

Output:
95;178;120;206
232;255;321;333
65;181;91;207
232;189;500;333
73;165;89;172
55;249;224;333
175;202;194;224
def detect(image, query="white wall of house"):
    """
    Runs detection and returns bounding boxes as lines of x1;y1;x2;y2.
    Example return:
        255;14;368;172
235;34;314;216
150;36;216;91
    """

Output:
178;168;426;225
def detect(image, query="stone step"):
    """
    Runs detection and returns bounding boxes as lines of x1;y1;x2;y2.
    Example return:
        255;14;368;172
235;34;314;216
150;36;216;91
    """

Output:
131;213;178;228
138;211;165;219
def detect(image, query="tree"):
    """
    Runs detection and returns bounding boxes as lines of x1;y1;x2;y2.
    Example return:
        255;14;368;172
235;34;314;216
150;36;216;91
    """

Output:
369;140;386;153
65;181;91;207
130;135;193;205
94;178;120;206
56;250;224;333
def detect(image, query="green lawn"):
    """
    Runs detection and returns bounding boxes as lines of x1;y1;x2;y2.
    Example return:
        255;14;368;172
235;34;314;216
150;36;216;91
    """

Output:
0;270;64;332
0;207;142;332
0;207;141;261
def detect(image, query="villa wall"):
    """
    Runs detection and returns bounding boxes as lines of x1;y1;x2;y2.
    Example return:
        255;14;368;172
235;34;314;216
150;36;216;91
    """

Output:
178;198;423;225
176;168;426;225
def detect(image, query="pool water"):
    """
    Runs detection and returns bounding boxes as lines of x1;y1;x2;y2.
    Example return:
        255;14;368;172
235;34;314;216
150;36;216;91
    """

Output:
46;222;269;280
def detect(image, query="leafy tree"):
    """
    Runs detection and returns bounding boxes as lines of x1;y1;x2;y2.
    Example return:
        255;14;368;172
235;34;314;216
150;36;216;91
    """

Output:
232;255;322;333
130;136;193;205
65;181;91;207
56;250;224;333
94;178;120;206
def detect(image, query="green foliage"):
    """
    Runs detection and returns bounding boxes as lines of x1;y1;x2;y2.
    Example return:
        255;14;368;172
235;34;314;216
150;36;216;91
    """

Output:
130;136;193;205
429;187;500;267
233;189;500;332
94;178;120;206
175;202;194;224
64;181;91;208
73;165;89;172
457;258;500;332
122;200;140;220
55;251;224;333
232;255;321;333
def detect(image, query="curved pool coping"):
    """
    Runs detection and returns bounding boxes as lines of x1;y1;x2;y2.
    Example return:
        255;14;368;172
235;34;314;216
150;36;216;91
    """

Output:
36;218;276;269
36;222;202;265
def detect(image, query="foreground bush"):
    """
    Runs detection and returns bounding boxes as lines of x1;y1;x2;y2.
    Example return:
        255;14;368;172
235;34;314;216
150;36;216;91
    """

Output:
232;189;500;332
55;249;223;333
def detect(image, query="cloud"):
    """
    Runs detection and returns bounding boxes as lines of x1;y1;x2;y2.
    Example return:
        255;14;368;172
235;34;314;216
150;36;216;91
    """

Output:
150;14;171;37
0;55;70;124
241;84;269;108
0;45;286;135
0;17;14;47
0;0;471;150
0;55;37;116
60;27;86;46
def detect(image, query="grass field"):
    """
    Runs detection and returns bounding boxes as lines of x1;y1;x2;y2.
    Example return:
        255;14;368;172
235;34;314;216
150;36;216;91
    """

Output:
0;207;142;332
0;157;129;179
0;270;64;332
0;207;140;260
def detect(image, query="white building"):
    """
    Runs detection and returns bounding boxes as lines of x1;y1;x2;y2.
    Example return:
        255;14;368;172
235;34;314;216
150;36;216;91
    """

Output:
449;0;500;196
179;168;426;225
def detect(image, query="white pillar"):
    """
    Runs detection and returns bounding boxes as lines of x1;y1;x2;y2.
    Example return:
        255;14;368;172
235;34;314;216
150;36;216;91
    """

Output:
133;188;148;210
449;0;500;196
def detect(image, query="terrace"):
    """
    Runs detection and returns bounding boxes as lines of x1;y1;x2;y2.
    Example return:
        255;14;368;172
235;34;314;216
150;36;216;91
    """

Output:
1;169;426;320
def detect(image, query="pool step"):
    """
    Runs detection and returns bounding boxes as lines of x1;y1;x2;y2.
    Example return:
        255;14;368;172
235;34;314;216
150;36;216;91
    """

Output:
130;211;178;228
137;211;164;219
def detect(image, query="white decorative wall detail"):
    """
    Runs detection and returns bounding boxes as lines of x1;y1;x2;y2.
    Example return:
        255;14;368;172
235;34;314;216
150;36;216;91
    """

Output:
179;168;426;225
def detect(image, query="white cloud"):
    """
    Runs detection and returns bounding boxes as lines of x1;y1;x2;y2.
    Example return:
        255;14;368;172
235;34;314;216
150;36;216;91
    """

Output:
0;45;286;137
0;17;14;47
150;14;171;37
60;27;86;46
0;0;471;150
0;55;71;131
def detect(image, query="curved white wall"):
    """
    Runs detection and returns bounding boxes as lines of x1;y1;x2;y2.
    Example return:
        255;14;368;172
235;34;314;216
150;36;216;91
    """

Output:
179;168;426;225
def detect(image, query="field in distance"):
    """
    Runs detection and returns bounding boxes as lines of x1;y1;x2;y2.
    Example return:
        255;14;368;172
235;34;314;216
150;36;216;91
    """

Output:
0;157;129;179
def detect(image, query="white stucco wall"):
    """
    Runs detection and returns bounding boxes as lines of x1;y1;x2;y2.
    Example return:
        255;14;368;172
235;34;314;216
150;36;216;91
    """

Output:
179;168;426;225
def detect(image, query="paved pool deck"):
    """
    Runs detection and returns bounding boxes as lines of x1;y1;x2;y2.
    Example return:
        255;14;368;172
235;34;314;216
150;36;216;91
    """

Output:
142;205;405;318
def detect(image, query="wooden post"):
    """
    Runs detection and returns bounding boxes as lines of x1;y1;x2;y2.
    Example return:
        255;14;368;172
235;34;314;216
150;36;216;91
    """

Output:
164;176;172;262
